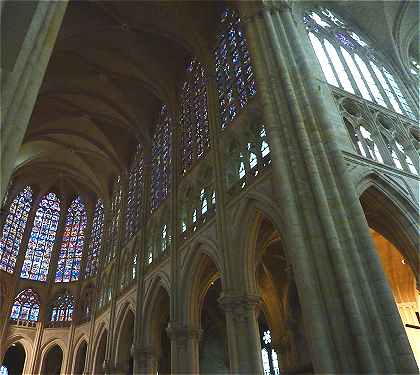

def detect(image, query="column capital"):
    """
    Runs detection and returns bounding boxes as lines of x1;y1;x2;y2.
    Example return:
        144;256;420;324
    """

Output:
240;0;291;24
166;322;203;342
217;293;261;319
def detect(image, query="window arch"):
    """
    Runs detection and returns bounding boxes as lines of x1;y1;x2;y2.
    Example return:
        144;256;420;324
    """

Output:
10;288;40;322
304;7;417;120
151;105;172;211
50;291;74;322
20;192;60;281
55;197;87;282
215;7;256;129
125;144;144;242
85;199;104;278
180;57;210;173
108;176;122;262
0;186;32;273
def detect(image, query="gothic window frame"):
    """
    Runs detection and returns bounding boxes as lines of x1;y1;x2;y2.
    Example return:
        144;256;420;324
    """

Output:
10;288;40;322
20;192;61;282
108;176;122;263
151;104;172;212
304;7;417;120
215;7;257;129
85;199;104;278
55;196;87;283
180;57;210;174
125;144;144;243
0;185;33;274
49;291;74;322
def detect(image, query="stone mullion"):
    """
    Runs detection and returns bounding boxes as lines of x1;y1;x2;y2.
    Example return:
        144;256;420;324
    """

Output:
242;3;417;373
133;146;153;375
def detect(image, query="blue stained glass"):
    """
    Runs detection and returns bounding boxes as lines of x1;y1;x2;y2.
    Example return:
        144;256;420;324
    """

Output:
55;197;87;282
21;193;60;281
151;105;172;211
85;200;103;278
215;8;256;128
125;144;144;242
0;186;32;273
50;292;74;322
10;288;40;321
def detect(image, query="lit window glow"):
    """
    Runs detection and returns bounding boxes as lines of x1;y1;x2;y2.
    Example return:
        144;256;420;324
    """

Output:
10;288;40;321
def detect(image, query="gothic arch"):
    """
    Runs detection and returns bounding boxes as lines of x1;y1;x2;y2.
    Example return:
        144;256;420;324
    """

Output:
115;307;135;373
142;277;170;351
38;340;65;375
92;325;108;375
2;336;32;374
230;192;287;294
356;171;419;280
72;336;88;375
179;241;223;326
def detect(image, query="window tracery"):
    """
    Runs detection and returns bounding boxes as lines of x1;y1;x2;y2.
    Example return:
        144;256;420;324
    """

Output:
50;291;74;322
85;199;104;278
151;105;172;211
108;176;122;262
21;192;60;281
10;288;40;322
55;197;87;283
180;57;210;173
260;328;280;375
304;7;417;120
215;7;256;129
125;144;144;242
0;186;32;273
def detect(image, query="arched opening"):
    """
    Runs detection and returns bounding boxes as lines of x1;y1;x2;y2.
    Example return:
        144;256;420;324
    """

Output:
94;329;107;375
361;186;420;366
73;340;87;375
41;345;63;375
255;216;312;374
199;278;229;373
152;287;170;375
116;309;135;375
2;342;26;375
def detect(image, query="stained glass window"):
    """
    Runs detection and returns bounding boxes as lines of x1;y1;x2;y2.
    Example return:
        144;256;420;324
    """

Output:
10;288;40;321
55;197;87;283
108;176;122;262
21;193;60;281
0;186;32;273
151;105;172;211
304;8;417;120
260;328;280;375
125;144;144;242
50;292;74;322
85;199;104;278
215;8;256;128
181;58;210;173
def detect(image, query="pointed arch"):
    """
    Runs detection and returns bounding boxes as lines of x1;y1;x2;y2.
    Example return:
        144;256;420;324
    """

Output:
115;305;135;372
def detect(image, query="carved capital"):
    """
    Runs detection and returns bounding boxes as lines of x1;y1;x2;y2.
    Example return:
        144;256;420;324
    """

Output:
218;294;261;322
166;322;203;343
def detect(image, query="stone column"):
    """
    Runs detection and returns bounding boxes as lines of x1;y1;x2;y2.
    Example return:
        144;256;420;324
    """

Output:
132;345;158;375
218;294;263;374
1;1;68;202
238;1;418;373
166;323;202;374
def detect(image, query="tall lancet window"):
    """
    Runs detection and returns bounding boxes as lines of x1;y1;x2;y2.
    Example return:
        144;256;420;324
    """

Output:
151;105;172;211
0;186;32;273
55;197;87;282
180;58;210;173
304;8;416;120
85;199;104;278
215;7;257;129
125;144;144;242
21;192;60;281
50;291;74;322
108;176;122;261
